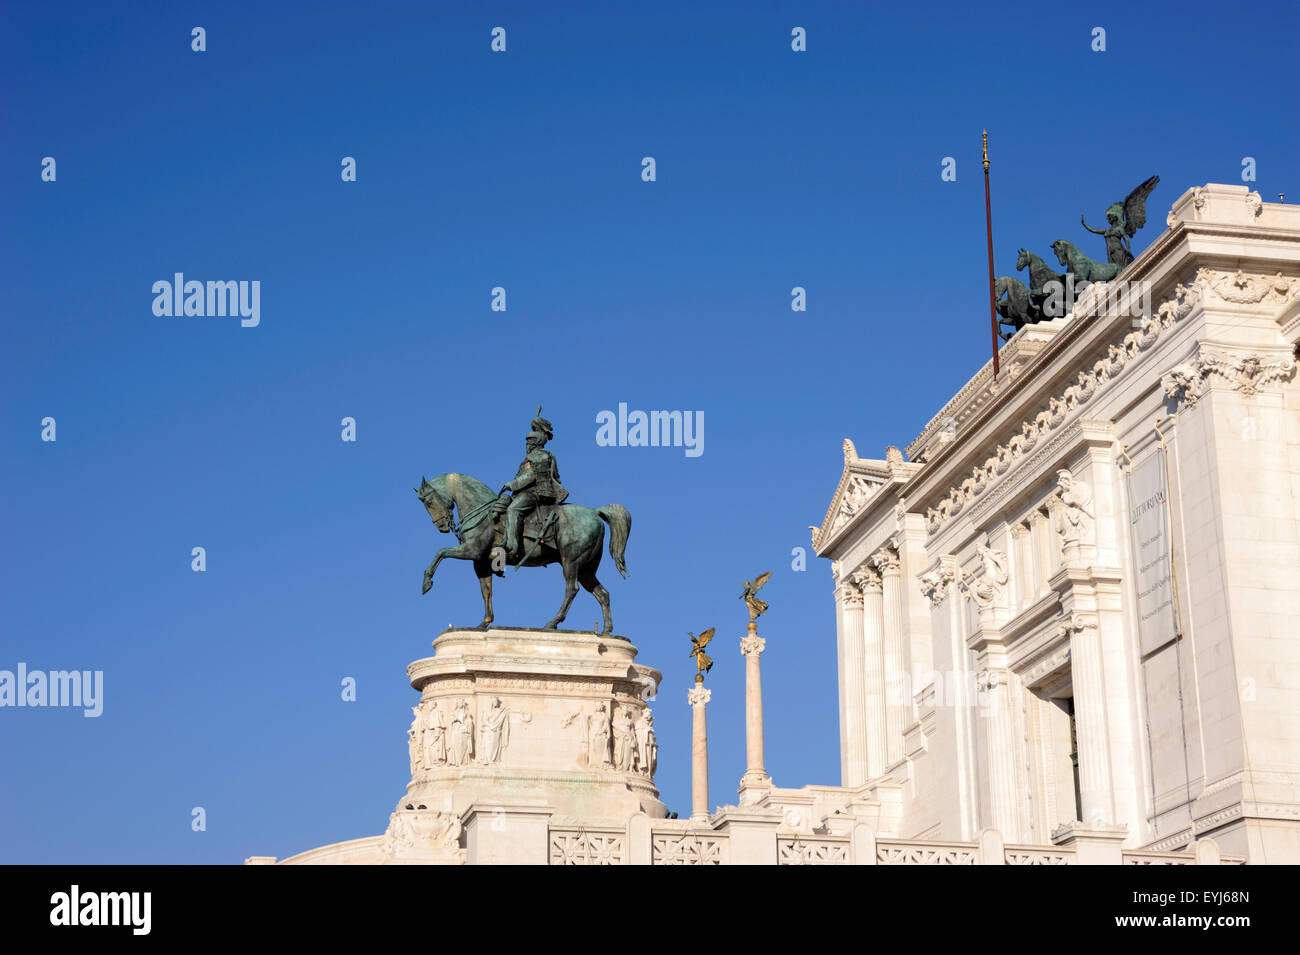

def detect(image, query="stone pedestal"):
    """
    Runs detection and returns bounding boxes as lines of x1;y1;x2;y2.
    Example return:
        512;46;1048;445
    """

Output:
402;626;667;826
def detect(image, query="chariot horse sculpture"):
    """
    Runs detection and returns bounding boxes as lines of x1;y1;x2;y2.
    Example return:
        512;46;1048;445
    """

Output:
415;472;630;635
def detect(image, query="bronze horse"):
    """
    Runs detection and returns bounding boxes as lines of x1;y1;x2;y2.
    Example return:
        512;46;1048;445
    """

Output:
415;472;630;634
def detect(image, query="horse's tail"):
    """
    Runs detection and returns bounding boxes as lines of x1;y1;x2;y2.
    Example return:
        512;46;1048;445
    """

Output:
596;504;631;578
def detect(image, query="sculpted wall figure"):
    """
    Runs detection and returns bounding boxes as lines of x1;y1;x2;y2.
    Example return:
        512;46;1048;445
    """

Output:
447;698;475;767
635;710;657;776
478;697;510;765
588;703;612;768
1051;469;1094;545
423;700;447;767
613;706;636;772
407;707;423;775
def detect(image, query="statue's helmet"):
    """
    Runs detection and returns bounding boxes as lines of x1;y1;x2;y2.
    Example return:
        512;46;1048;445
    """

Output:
528;414;554;444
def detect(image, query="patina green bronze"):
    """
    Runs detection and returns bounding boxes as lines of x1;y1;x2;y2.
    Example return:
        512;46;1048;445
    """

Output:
993;175;1159;339
1080;175;1160;268
414;414;629;635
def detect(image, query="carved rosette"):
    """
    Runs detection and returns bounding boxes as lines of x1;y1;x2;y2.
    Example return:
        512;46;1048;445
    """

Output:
687;686;711;708
740;635;766;656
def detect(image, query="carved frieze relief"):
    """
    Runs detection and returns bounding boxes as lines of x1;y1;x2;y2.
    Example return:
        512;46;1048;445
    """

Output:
922;273;1219;536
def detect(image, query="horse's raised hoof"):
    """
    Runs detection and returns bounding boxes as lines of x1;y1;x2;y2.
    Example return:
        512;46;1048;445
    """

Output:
421;577;433;595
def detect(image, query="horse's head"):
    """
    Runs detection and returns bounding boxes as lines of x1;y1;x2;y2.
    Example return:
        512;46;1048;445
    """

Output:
1016;248;1030;271
415;475;454;534
1050;240;1070;266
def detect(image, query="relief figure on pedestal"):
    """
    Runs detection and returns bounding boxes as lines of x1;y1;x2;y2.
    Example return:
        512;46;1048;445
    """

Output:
423;700;447;767
588;703;611;768
478;697;511;765
407;706;423;775
447;698;475;767
613;705;636;771
635;710;657;776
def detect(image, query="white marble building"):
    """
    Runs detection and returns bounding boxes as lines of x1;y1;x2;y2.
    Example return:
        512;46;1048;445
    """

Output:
249;182;1288;865
810;184;1300;864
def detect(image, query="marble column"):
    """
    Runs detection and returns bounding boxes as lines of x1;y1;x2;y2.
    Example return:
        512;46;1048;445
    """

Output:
1062;614;1112;827
859;568;887;781
839;578;868;786
739;624;772;792
875;550;906;769
689;683;712;825
980;668;1020;839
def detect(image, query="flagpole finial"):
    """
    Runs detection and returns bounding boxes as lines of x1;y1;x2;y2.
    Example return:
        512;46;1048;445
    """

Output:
982;130;989;170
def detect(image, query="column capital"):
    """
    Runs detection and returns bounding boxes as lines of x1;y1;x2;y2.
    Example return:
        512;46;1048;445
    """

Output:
975;667;1010;693
1057;611;1099;639
688;685;712;707
870;549;900;575
740;635;766;656
918;557;957;606
852;566;882;594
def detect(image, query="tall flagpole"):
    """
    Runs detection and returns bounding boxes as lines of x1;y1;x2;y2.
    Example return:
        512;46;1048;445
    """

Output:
983;130;1000;379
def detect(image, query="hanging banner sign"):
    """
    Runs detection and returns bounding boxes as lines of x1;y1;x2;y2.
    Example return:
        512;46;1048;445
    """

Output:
1127;449;1180;655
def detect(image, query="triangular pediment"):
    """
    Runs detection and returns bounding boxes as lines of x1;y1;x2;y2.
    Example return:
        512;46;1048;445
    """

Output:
811;440;908;552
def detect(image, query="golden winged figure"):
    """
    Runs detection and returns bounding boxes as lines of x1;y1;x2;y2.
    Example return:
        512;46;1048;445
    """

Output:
739;571;772;622
687;628;716;681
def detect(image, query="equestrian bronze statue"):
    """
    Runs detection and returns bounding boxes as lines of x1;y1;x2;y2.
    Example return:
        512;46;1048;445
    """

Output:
414;413;630;635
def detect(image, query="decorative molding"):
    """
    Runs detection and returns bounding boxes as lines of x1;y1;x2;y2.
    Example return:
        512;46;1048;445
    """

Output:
778;838;850;865
814;442;923;553
550;831;624;865
380;809;463;860
1163;344;1297;410
1019;643;1072;688
923;275;1209;536
1201;269;1299;306
653;835;725;865
1161;363;1204;408
1245;190;1263;219
877;842;978;865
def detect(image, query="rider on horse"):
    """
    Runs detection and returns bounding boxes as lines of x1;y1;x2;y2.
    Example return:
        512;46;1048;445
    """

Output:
498;412;569;562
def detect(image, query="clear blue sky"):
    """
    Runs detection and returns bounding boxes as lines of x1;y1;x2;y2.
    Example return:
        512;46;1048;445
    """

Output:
2;1;1295;862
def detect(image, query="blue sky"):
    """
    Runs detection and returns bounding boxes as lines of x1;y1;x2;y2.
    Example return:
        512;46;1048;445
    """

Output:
2;0;1295;862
